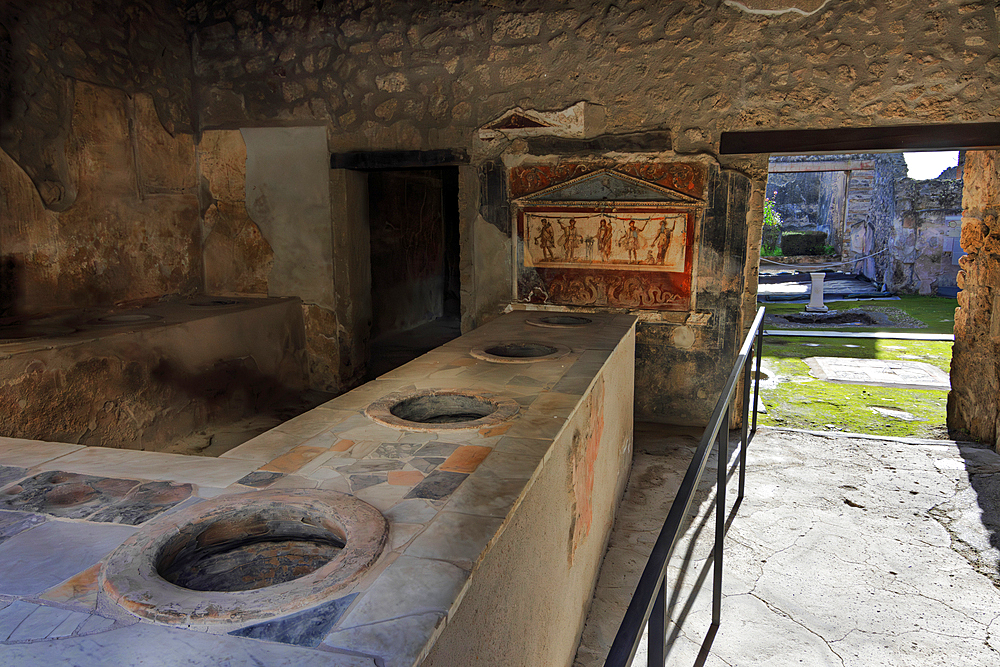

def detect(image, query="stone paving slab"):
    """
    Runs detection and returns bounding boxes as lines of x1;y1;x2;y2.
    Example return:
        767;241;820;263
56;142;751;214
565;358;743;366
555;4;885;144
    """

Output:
575;425;1000;667
804;356;951;390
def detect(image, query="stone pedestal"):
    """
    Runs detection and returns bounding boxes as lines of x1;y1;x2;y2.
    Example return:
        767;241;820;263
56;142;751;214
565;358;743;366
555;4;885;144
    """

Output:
806;272;828;312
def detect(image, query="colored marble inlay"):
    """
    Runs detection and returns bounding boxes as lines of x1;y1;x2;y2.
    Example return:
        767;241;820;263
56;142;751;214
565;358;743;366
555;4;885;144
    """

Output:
39;563;101;611
387;470;425;486
0;465;28;488
229;593;358;647
260;446;327;473
236;471;286;488
0;471;192;525
439;446;492;474
404;471;468;500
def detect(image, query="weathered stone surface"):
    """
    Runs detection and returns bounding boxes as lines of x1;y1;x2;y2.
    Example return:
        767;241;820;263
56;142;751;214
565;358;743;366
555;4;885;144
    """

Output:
0;0;193;210
185;1;997;150
302;304;342;394
949;151;1000;452
199;130;273;295
0;81;201;316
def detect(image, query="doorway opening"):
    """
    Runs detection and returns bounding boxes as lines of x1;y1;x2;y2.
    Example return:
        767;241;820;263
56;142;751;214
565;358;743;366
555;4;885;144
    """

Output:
364;167;462;380
754;150;962;440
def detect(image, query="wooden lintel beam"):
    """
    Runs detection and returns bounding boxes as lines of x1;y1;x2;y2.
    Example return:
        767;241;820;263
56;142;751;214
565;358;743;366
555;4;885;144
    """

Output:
768;160;875;173
720;122;1000;155
331;149;469;170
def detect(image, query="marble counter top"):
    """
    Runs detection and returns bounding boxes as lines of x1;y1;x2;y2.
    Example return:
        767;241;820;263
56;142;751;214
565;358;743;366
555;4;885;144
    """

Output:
0;310;637;667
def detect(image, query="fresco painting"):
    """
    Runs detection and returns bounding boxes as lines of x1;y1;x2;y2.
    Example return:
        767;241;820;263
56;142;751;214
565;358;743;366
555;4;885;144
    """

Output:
523;210;688;272
512;165;704;312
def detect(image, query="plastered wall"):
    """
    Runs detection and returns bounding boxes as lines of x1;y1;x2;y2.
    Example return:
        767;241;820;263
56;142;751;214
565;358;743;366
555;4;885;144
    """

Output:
0;81;201;316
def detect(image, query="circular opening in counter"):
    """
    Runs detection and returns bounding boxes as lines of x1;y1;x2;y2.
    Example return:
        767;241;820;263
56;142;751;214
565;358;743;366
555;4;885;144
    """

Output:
101;490;387;626
0;324;76;342
366;389;520;431
189;298;241;308
88;313;163;326
486;342;557;357
525;315;593;328
157;513;346;592
470;341;571;364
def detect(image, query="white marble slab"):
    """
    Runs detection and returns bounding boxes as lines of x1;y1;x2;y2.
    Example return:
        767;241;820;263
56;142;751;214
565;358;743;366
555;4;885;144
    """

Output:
805;356;951;390
33;448;258;487
0;438;84;468
0;621;376;666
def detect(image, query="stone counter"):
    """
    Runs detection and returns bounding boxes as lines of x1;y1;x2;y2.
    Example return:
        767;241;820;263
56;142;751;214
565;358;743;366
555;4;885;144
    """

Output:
0;296;308;449
0;310;636;666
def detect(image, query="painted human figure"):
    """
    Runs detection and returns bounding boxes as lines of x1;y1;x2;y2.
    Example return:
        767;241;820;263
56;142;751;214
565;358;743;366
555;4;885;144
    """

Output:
557;219;582;260
620;219;647;263
596;218;613;260
652;217;676;264
536;218;556;261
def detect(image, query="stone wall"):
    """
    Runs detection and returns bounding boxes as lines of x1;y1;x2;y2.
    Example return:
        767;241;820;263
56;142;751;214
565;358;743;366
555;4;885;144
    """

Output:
4;0;998;426
186;0;998;151
885;177;964;294
183;0;998;424
949;151;1000;451
867;154;907;285
766;169;847;251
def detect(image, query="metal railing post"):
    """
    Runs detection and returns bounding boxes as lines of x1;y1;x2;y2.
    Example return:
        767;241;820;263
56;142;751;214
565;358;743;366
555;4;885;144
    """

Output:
603;307;765;667
739;344;752;501
752;320;764;434
648;578;666;667
712;406;727;626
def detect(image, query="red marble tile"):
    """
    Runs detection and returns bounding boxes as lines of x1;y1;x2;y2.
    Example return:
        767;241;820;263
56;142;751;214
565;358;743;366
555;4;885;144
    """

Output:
439;446;492;474
387;470;425;486
260;446;327;473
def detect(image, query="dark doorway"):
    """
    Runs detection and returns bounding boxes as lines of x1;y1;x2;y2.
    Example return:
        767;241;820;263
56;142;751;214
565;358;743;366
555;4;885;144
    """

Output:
364;167;461;379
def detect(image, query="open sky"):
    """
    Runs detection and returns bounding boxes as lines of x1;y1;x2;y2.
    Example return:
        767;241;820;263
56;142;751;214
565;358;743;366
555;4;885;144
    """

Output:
903;151;959;180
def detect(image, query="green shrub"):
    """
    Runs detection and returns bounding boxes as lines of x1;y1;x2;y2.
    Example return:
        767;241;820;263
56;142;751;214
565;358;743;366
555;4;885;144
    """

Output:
761;195;782;252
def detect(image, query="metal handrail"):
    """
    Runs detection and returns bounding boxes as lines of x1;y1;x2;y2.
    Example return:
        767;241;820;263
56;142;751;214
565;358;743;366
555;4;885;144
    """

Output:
604;306;766;667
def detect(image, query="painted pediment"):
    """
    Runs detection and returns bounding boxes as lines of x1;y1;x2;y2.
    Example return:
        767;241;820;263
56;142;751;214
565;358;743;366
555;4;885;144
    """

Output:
478;102;605;139
516;169;701;203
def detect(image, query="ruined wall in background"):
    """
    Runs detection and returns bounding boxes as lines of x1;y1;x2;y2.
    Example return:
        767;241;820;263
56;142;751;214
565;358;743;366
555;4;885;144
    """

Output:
949;151;1000;451
868;154;908;286
886;177;964;294
0;82;201;316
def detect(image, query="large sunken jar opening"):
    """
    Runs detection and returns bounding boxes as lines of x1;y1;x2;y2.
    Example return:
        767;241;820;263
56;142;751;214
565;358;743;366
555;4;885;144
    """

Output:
366;389;520;431
525;314;593;328
470;341;571;364
100;490;387;626
157;511;346;592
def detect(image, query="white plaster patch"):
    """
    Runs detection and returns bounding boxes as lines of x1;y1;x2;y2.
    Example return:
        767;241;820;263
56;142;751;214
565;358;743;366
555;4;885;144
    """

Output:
804;357;951;391
671;326;695;349
724;0;831;17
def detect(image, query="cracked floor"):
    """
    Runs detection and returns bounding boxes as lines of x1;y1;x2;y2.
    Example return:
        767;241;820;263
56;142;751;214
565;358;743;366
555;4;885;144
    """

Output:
574;423;1000;666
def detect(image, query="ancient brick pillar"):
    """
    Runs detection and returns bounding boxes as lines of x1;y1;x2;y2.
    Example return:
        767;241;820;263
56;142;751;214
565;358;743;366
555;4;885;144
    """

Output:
948;151;1000;451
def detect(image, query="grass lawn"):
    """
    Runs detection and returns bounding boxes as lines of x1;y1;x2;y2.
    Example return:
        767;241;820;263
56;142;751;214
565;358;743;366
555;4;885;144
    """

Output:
757;295;956;439
762;295;958;334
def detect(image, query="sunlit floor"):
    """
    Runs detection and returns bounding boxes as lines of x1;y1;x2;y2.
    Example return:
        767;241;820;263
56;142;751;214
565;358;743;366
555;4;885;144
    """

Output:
574;424;1000;666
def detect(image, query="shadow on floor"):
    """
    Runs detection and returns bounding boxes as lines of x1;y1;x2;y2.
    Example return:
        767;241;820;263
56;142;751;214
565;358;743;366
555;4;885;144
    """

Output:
364;315;462;381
